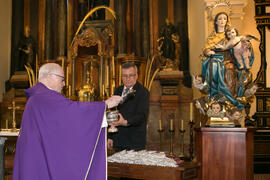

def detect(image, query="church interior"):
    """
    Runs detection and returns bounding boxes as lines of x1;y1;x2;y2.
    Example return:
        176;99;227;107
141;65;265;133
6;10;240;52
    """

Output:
0;0;270;179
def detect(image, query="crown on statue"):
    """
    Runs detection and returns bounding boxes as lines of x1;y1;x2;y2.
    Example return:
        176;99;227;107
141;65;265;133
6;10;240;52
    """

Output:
206;0;232;20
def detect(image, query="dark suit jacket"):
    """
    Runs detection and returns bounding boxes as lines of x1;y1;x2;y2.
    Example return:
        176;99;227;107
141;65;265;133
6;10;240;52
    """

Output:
109;82;149;151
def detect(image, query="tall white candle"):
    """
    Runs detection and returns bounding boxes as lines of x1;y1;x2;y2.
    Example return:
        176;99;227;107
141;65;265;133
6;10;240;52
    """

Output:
159;119;162;130
181;119;184;131
170;119;174;131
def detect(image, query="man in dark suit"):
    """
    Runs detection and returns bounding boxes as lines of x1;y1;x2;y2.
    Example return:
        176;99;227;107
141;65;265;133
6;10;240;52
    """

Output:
108;62;149;152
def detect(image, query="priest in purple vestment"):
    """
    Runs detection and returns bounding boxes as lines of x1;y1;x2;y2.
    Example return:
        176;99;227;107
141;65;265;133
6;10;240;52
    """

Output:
12;63;122;180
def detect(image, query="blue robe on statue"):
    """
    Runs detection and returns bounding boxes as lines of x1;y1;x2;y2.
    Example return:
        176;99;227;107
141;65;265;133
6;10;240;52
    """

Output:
201;48;254;109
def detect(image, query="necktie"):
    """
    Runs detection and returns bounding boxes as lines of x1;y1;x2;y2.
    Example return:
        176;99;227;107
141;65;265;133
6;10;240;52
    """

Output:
122;88;130;97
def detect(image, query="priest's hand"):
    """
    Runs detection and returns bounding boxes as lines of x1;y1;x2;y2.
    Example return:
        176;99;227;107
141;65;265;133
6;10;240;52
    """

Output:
105;95;123;109
110;113;128;127
107;139;113;150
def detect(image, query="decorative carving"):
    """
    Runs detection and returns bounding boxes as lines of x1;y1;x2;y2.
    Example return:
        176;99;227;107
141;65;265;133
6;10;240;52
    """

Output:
258;98;263;112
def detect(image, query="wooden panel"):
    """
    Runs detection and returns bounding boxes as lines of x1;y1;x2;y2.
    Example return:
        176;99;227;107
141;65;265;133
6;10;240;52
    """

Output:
108;162;199;180
195;128;255;180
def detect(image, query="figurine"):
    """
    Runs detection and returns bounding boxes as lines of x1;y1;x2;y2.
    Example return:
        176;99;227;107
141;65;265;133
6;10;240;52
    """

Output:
206;102;225;119
17;26;36;71
228;108;244;127
192;75;206;90
215;27;259;70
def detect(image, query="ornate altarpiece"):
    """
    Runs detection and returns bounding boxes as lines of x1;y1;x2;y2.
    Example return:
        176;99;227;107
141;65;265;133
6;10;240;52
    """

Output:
69;20;115;100
253;0;270;128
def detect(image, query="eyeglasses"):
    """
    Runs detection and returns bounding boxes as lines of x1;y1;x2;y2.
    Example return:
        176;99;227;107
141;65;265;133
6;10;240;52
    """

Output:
122;74;136;79
50;73;65;82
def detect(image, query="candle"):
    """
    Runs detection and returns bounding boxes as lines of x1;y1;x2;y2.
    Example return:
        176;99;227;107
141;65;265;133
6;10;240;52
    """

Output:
102;84;105;98
181;119;184;131
61;58;64;69
112;56;115;76
190;102;193;122
159;119;162;130
68;85;71;98
170;119;174;131
119;65;122;85
106;66;109;87
6;119;8;129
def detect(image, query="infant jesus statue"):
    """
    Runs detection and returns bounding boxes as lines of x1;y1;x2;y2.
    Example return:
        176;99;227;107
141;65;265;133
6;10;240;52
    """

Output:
215;27;259;70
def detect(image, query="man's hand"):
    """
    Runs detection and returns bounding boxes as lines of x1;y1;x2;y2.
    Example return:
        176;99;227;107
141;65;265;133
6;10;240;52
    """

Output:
110;113;128;127
105;96;123;109
107;139;113;150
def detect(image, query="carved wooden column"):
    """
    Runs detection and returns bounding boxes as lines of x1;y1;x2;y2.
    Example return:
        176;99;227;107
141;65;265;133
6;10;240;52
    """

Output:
157;71;183;152
149;0;159;56
253;0;270;128
44;0;54;60
116;0;127;55
133;0;141;57
141;0;150;57
56;0;67;58
38;0;46;62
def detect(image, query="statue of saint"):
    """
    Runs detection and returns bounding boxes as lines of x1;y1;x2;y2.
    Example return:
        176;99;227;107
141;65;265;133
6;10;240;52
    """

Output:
17;26;36;71
157;19;180;71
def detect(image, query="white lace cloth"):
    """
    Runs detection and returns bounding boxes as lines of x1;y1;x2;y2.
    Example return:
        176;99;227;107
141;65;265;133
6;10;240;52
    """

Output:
108;150;178;167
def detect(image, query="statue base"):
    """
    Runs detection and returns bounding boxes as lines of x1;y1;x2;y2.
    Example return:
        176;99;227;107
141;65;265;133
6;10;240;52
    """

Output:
205;117;237;127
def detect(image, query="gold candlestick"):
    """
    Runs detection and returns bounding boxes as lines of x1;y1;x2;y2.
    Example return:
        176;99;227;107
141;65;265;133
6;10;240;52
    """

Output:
178;125;185;160
169;119;175;157
190;102;193;122
8;101;20;132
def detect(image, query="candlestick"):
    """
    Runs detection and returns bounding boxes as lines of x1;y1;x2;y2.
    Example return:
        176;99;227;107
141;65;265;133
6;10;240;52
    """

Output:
159;119;162;131
190;102;193;122
178;127;185;160
181;119;184;131
170;119;174;131
157;128;164;151
189;120;195;161
169;120;175;157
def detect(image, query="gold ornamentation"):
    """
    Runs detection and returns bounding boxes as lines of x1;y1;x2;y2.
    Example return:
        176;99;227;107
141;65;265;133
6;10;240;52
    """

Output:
207;0;232;20
24;64;36;87
78;70;95;102
258;99;264;112
266;98;270;111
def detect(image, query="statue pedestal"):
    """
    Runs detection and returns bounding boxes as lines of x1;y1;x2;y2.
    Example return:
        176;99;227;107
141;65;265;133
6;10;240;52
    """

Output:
195;127;255;180
156;70;183;153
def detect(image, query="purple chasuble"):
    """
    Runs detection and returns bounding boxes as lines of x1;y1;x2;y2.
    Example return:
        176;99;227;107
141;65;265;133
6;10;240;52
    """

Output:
12;83;107;180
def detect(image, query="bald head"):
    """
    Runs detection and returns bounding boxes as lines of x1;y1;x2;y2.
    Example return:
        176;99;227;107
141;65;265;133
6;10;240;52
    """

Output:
38;63;65;93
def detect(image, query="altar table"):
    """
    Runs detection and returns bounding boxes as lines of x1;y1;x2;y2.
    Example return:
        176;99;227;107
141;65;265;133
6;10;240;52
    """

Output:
108;162;199;180
0;131;19;180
